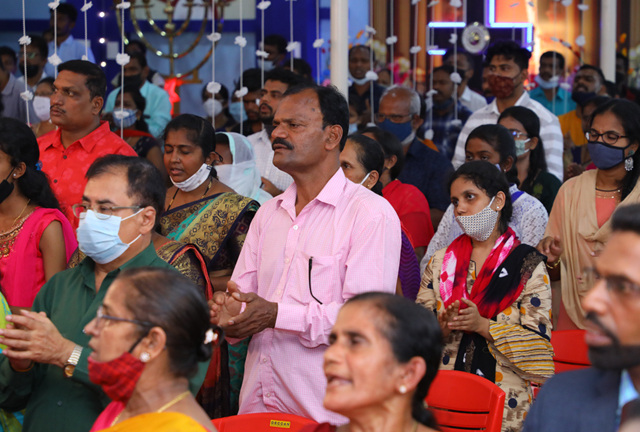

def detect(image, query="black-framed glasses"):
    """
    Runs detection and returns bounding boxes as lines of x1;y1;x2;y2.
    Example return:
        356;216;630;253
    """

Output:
582;267;640;297
95;305;156;329
72;203;142;220
586;130;630;146
375;113;412;124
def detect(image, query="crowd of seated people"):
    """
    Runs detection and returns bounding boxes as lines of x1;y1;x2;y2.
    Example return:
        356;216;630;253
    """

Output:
0;24;640;432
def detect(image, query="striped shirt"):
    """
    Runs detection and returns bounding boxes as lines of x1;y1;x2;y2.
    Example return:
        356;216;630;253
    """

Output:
451;91;564;181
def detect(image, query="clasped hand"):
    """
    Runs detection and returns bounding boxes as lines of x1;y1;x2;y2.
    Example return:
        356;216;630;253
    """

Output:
0;310;75;371
209;281;278;340
438;299;491;340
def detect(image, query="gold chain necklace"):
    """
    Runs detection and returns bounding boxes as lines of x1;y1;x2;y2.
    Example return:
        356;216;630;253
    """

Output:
10;199;30;228
110;391;191;427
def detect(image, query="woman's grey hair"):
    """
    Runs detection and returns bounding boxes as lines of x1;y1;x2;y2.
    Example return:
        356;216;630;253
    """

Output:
380;85;421;117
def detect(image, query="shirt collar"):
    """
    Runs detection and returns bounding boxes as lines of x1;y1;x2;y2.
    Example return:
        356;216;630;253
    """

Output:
2;74;16;96
46;121;112;152
139;80;150;96
277;168;346;212
60;34;75;47
460;86;472;102
618;370;640;423
490;90;529;115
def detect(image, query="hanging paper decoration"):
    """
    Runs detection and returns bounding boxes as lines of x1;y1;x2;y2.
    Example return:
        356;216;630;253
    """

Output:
81;1;92;60
115;1;131;138
19;0;32;125
48;1;62;77
257;0;271;87
234;0;247;135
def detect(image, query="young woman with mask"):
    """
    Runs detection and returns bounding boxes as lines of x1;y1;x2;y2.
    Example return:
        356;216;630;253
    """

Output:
31;77;57;138
498;106;561;213
422;124;548;269
159;114;259;417
214;132;272;205
86;268;219;432
113;86;166;183
538;99;640;331
0;118;76;314
301;292;442;432
417;161;554;432
339;134;421;300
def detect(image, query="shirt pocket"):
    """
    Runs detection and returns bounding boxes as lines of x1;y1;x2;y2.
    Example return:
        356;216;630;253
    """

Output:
294;252;341;305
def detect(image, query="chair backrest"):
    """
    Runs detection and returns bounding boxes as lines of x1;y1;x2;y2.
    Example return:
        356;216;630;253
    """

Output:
212;413;318;432
425;370;505;432
551;330;590;373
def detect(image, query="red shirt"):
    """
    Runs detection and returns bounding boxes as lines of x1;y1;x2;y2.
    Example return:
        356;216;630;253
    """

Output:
382;179;434;248
38;121;137;229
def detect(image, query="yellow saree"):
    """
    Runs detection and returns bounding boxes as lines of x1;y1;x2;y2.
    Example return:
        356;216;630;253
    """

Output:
98;412;211;432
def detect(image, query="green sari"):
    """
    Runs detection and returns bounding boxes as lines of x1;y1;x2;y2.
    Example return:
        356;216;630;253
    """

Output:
0;292;23;432
159;192;259;418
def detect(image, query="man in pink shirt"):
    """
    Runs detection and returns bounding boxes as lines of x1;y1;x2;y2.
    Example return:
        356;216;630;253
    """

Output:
211;84;401;424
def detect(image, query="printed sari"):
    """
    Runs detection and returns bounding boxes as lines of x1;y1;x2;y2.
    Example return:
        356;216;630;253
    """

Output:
159;192;259;418
0;292;24;432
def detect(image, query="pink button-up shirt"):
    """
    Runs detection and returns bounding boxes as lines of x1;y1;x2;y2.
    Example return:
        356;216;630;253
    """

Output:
231;168;401;424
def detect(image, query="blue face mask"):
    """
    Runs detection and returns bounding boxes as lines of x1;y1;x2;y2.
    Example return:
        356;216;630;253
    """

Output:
77;210;142;264
377;118;413;142
587;141;632;170
348;123;358;136
229;101;248;123
113;109;138;129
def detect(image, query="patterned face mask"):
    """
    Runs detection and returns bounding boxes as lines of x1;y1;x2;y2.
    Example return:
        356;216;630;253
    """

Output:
455;197;499;242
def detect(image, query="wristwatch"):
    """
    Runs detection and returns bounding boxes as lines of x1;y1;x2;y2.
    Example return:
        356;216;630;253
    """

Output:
63;345;83;378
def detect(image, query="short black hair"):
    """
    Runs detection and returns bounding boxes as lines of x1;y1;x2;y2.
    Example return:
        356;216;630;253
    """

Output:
604;80;619;98
448;160;513;234
466;124;518;185
433;64;455;76
443;49;475;70
127;50;147;70
117;85;149;133
126;40;147;56
286;58;313;79
55;3;78;22
617;52;629;72
58;60;107;100
264;34;288;55
0;46;17;67
236;68;262;93
578;64;606;86
162;114;218;178
28;35;48;59
119;267;220;378
37;76;55;88
485;39;532;72
361;126;404;181
265;68;306;89
611;204;640;236
284;83;350;150
349;45;371;59
86;155;166;224
540;51;565;70
345;134;385;195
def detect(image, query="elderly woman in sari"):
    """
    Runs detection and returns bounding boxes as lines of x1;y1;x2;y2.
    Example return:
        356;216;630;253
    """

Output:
86;267;219;432
418;161;554;432
214;132;272;205
159;114;259;417
538;99;640;330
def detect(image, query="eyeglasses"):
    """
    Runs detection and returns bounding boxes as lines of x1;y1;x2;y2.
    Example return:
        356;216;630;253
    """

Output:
509;130;529;140
20;52;39;60
72;203;141;220
375;113;412;124
95;305;156;329
583;267;640;297
586;130;629;146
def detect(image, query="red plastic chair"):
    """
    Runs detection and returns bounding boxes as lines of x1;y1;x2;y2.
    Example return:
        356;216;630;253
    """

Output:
551;330;590;373
425;370;505;432
212;413;318;432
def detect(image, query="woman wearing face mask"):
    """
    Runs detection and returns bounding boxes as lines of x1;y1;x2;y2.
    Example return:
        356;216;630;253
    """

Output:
0;118;76;314
159;115;259;417
498;107;561;213
422;124;548;268
538;99;640;331
113;86;167;183
214;132;272;205
301;292;442;432
339;134;421;300
86;267;219;432
31;77;57;138
417;161;554;432
202;84;237;132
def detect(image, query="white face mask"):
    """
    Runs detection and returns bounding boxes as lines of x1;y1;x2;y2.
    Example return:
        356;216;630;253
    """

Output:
359;171;371;186
33;96;51;121
76;209;143;264
203;98;223;118
515;139;531;157
170;163;212;192
455;197;499;242
263;60;276;72
349;73;370;86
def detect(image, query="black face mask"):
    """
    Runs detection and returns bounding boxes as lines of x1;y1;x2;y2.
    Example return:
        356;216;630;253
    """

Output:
571;91;597;107
0;169;15;205
21;64;40;79
616;72;627;86
123;73;142;88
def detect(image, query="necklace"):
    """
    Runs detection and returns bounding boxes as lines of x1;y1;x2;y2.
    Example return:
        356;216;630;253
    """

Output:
111;390;191;427
595;187;622;193
10;199;31;228
166;178;213;212
595;188;622;201
412;420;419;432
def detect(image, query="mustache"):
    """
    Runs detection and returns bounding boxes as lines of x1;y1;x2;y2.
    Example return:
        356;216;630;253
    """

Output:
585;312;621;346
272;137;293;150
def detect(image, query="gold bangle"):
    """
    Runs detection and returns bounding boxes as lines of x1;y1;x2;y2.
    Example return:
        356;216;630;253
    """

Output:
546;256;561;270
11;362;34;373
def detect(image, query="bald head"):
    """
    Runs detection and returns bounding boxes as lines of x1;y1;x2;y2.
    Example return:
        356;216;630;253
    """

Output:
380;86;421;116
377;85;424;137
